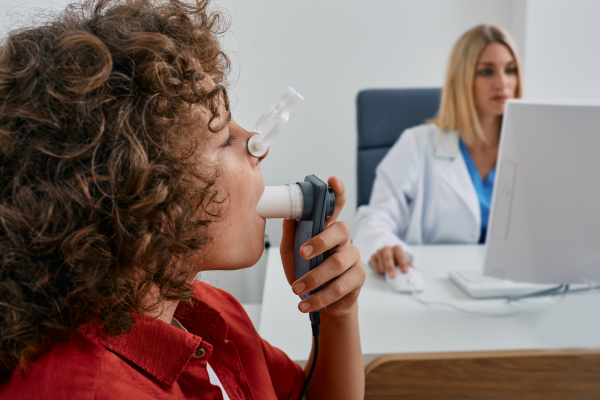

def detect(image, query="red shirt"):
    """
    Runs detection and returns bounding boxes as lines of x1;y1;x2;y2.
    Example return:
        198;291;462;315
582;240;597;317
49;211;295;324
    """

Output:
0;280;305;399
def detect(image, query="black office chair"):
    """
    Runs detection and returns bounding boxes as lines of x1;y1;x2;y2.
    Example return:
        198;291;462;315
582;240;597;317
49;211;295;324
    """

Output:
356;88;442;208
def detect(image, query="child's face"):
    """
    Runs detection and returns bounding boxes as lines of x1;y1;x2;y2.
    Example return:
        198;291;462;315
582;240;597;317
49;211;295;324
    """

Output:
195;91;269;271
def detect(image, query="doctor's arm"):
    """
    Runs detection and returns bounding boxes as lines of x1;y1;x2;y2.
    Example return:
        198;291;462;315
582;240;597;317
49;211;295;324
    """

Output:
353;130;420;277
280;177;365;400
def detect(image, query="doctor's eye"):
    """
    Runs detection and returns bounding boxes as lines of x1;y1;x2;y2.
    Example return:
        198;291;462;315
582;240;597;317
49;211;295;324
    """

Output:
220;135;236;149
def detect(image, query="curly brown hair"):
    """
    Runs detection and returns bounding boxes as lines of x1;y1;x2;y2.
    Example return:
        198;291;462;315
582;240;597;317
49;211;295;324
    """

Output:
0;0;230;374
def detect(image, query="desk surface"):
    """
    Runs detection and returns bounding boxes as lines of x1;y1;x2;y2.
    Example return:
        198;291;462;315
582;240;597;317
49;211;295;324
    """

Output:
258;245;600;365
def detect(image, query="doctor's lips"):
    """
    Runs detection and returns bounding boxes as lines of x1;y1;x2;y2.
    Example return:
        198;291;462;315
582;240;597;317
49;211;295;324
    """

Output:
491;95;509;103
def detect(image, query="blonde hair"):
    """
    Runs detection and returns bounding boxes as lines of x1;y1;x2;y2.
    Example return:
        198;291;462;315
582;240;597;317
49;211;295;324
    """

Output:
430;25;523;145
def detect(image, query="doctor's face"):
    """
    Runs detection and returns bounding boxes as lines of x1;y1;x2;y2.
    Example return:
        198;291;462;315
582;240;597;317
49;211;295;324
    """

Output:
473;42;518;118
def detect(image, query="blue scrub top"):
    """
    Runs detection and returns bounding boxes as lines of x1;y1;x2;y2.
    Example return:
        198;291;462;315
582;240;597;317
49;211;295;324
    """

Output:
459;139;496;244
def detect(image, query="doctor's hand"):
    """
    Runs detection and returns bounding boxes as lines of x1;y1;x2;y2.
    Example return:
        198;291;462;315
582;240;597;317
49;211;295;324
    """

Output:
280;177;365;319
370;245;412;278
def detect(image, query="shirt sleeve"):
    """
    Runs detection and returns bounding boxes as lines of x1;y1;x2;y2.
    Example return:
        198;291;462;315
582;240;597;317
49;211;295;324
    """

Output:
260;338;305;400
353;128;421;267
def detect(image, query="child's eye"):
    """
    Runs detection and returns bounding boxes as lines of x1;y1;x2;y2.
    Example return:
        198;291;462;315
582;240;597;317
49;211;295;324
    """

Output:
220;135;236;148
477;68;493;77
506;67;517;75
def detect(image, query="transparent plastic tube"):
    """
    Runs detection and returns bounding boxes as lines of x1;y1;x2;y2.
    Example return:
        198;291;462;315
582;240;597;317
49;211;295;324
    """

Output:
256;184;304;220
247;87;304;158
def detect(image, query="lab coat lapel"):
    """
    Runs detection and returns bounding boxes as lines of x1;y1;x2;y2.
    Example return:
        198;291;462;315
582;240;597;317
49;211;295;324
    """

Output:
436;130;480;225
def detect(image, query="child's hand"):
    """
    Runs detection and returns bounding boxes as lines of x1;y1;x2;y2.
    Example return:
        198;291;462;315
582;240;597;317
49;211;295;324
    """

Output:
280;177;365;319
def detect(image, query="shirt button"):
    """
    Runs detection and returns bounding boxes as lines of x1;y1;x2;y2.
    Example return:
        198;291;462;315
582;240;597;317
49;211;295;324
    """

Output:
193;347;206;358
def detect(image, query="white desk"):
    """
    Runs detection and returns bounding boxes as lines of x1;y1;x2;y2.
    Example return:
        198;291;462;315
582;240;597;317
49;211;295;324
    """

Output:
258;245;600;366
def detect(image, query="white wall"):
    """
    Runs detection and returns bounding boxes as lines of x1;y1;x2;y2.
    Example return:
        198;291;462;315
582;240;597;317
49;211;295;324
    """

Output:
0;0;523;302
223;0;519;247
0;0;71;36
510;0;528;62
524;0;600;99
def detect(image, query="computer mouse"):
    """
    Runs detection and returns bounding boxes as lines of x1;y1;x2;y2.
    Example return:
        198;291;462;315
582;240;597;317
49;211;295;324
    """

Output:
385;267;425;294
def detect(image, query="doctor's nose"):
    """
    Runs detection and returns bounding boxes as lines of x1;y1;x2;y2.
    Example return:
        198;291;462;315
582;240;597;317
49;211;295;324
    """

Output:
495;71;511;90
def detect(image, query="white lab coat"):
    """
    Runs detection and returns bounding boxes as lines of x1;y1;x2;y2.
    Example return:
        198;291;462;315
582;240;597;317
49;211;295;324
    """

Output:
353;124;481;266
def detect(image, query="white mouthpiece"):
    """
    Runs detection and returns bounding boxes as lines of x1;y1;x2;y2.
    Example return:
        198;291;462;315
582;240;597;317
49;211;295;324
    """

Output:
256;184;304;219
248;87;304;158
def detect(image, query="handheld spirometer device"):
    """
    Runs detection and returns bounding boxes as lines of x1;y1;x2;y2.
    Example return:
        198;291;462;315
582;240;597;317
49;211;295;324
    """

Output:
248;87;333;398
257;177;335;298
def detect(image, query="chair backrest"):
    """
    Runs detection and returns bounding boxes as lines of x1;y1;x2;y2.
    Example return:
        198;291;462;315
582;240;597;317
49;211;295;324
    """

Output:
356;88;441;208
364;349;600;399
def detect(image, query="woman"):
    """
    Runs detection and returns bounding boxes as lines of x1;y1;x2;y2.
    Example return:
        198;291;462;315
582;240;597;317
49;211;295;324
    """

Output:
353;25;522;278
0;1;365;399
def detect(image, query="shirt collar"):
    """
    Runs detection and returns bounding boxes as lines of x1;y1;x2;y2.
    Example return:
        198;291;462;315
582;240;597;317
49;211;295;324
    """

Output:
174;289;229;344
81;283;227;387
82;315;205;387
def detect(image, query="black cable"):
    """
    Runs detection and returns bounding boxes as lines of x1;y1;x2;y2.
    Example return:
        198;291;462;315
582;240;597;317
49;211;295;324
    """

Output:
506;284;566;302
298;312;320;400
557;283;600;294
